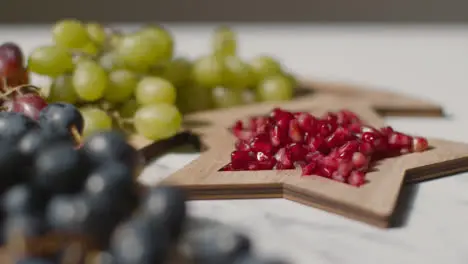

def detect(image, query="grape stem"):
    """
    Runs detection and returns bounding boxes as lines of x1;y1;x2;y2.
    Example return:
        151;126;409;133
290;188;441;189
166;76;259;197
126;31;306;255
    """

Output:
70;125;83;146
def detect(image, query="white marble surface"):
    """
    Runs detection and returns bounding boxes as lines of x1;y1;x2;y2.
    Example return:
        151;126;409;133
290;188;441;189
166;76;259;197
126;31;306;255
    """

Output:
3;23;468;264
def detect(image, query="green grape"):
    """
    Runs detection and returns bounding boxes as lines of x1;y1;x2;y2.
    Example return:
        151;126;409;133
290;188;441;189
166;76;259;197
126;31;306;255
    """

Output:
109;34;123;49
117;29;171;72
103;69;138;103
28;46;74;77
212;87;244;109
80;42;99;56
86;23;107;46
223;56;254;89
48;74;79;104
134;104;182;141
118;99;138;118
256;75;293;102
80;107;113;138
283;72;298;88
212;26;237;57
191;55;223;88
139;25;174;63
72;60;108;101
135;76;176;105
99;52;124;71
52;19;90;49
157;57;192;87
176;85;213;114
249;55;282;82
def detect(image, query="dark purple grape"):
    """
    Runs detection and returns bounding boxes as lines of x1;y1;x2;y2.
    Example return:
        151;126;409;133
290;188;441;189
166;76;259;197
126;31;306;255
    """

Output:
39;103;84;134
141;186;187;241
0;112;37;142
0;140;26;190
2;184;50;216
84;161;139;217
33;142;88;194
110;216;170;264
3;214;48;243
81;131;142;171
46;194;121;249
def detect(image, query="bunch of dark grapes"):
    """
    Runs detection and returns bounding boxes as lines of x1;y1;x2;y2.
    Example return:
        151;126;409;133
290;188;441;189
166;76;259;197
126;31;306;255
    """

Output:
26;20;297;141
0;104;285;264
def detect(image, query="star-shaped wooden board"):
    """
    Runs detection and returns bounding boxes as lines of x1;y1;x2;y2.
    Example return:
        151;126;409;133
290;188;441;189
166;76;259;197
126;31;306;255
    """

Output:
297;79;444;117
161;95;468;228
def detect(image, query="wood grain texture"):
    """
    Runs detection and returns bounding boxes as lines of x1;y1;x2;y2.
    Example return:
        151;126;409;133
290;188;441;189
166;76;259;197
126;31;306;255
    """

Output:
298;79;444;117
162;96;468;228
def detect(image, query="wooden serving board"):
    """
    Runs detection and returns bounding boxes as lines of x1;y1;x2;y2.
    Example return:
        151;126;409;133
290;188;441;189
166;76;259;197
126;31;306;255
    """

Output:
162;95;468;228
298;79;444;117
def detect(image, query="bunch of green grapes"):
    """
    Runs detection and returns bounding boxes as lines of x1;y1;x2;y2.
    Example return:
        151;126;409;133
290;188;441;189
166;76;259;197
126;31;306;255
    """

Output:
28;20;182;141
27;21;297;140
189;26;297;109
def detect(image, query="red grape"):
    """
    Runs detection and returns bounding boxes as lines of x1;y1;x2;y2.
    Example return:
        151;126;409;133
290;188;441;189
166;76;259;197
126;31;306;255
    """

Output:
0;42;29;92
8;93;48;120
0;42;24;76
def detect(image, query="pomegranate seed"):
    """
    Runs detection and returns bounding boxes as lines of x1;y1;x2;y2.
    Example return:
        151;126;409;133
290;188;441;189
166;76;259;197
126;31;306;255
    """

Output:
348;171;366;187
348;123;362;134
380;126;394;136
337;162;353;177
235;140;251;151
307;136;327;153
361;132;387;152
231;150;255;169
270;108;294;122
388;132;412;150
294;160;307;169
412;137;429;152
224;108;429;186
336;141;360;160
287;143;308;162
301;161;317;176
359;142;374;156
275;148;293;167
331;172;347;182
351;152;368;170
232;120;243;132
317;157;339;178
361;126;380;134
258;159;276;170
305;151;324;162
288;119;303;143
318;121;333;137
256;152;271;162
250;136;274;154
326;127;353;149
270;125;284;146
296;113;317;132
233;130;253;141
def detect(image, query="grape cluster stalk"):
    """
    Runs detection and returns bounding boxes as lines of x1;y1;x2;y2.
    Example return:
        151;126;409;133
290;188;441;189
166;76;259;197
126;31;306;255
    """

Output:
26;20;297;141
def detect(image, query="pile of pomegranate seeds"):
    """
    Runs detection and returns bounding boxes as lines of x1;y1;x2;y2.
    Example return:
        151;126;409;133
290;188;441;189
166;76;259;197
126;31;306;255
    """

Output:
220;108;429;187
